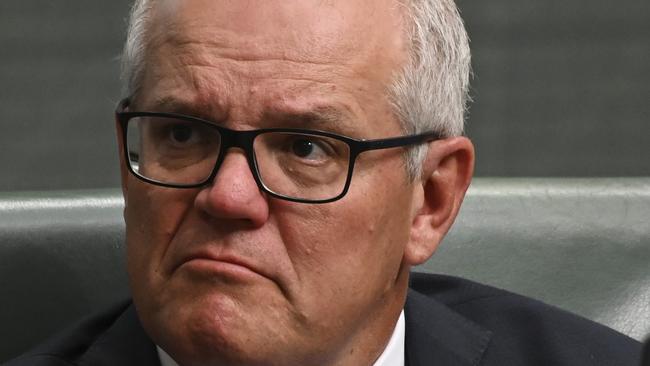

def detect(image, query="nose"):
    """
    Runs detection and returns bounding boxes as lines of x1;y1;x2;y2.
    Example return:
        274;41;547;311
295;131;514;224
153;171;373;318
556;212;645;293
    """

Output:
194;151;269;227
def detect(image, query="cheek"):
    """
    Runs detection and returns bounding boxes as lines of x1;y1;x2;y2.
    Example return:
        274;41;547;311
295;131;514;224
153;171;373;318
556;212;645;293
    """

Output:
275;166;413;298
125;183;197;291
349;177;413;275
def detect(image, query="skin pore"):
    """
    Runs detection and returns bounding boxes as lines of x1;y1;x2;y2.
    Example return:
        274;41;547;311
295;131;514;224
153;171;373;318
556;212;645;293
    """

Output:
117;0;474;365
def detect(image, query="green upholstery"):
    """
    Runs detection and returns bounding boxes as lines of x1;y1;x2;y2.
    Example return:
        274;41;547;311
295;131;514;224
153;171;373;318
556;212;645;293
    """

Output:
1;179;649;362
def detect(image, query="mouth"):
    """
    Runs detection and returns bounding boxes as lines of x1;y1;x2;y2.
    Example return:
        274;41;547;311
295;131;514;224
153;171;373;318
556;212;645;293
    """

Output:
174;252;265;282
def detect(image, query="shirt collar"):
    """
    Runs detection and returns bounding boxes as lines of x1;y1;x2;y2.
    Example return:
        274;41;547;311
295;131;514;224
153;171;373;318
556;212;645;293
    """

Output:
157;345;177;366
373;310;406;366
157;310;405;366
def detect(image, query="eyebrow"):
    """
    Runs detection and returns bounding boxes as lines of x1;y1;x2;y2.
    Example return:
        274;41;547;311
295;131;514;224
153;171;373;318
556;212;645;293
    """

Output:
147;96;216;118
262;106;359;136
145;96;359;136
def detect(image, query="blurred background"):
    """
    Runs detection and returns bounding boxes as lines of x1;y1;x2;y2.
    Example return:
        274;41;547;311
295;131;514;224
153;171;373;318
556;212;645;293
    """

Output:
1;0;649;191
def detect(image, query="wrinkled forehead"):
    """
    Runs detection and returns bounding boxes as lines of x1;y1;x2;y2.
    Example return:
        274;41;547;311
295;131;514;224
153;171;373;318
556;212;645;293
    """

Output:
147;0;407;74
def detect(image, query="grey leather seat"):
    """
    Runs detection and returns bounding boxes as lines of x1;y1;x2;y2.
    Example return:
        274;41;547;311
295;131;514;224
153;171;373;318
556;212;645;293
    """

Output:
420;178;650;342
1;178;649;362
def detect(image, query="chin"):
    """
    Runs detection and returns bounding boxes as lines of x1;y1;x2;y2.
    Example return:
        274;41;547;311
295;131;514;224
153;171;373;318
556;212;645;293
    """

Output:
160;317;298;366
140;288;302;366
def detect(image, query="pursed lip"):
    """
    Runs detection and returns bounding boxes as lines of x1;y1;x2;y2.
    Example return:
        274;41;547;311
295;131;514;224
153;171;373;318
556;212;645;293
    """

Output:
172;249;266;279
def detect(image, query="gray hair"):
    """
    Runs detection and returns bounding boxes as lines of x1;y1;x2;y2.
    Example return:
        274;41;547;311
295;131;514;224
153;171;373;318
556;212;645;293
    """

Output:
391;0;471;178
120;0;471;178
121;0;152;100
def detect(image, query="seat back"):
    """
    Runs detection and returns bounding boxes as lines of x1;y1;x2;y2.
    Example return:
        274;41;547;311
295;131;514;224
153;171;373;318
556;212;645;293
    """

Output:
420;178;650;342
0;190;128;361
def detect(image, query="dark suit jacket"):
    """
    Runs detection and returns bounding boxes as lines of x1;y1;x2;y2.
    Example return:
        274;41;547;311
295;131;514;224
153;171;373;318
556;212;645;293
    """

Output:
4;273;642;366
641;337;650;366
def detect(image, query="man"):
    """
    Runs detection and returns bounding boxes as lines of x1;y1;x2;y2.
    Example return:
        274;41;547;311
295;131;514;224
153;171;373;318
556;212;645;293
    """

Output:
4;0;642;365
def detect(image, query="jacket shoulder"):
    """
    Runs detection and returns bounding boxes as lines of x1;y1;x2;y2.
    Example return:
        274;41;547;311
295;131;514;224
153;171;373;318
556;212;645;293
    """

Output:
409;272;642;365
3;300;131;366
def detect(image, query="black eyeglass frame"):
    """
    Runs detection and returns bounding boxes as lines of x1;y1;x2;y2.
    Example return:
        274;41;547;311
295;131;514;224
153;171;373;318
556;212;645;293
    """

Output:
116;98;442;204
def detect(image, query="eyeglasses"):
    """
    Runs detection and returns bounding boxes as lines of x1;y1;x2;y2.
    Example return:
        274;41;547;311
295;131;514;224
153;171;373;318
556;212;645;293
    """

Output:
116;99;440;203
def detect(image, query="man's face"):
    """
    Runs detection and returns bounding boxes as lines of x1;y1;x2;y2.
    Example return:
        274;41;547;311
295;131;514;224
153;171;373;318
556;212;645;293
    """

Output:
122;0;419;364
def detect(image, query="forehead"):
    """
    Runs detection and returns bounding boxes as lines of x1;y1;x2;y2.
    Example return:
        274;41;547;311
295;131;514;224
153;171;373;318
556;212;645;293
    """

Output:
151;0;406;62
140;0;407;134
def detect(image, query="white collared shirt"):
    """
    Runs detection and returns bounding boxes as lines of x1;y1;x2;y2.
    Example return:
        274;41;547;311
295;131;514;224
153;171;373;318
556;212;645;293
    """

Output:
157;310;405;366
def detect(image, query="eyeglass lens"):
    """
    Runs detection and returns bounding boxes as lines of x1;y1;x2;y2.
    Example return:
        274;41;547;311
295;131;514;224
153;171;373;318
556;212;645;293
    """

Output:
126;116;351;201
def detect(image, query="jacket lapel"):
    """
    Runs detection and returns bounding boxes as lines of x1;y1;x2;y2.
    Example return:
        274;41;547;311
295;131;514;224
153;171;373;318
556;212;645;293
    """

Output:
405;289;492;366
79;304;160;366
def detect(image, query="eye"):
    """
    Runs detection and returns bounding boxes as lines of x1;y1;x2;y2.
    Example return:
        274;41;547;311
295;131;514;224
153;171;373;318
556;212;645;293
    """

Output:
292;139;319;157
290;137;330;161
169;124;195;144
255;132;346;168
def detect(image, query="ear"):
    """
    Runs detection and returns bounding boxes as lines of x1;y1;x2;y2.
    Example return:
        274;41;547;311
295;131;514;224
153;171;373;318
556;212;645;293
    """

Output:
404;136;475;266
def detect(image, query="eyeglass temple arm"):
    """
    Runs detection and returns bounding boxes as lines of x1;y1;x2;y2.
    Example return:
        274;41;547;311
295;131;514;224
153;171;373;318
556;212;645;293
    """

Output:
356;131;442;152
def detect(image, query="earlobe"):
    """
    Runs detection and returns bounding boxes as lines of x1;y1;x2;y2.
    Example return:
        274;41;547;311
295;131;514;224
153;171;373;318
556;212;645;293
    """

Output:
404;137;475;266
